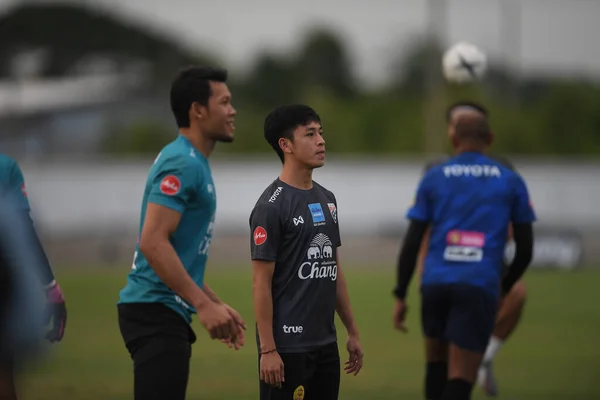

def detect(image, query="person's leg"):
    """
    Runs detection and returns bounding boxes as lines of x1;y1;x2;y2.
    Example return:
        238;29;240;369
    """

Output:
118;303;195;400
421;285;452;400
443;285;497;400
310;343;341;400
425;339;449;400
131;335;191;400
478;280;528;396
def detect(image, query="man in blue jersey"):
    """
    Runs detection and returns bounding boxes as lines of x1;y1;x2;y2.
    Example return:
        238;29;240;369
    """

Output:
117;66;246;400
392;111;535;400
0;154;67;399
416;102;531;397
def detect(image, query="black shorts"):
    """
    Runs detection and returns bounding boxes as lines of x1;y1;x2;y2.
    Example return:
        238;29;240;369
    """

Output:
259;342;340;400
421;284;498;353
117;302;197;400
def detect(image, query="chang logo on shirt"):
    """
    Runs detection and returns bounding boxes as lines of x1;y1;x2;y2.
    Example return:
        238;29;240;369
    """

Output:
443;164;501;178
308;203;325;226
298;233;337;281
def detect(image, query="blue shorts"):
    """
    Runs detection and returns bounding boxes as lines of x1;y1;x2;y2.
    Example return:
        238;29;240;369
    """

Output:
420;283;498;353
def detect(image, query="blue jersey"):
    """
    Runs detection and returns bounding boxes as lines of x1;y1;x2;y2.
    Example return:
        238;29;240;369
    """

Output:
0;154;30;212
407;152;536;296
118;135;217;323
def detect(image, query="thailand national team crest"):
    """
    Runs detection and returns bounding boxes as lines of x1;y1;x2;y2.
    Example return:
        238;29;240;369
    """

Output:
327;203;337;223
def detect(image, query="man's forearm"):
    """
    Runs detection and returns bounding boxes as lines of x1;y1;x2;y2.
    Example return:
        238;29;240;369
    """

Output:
335;267;359;337
202;284;223;304
22;212;55;286
502;223;534;294
394;220;429;299
141;239;211;310
253;279;276;351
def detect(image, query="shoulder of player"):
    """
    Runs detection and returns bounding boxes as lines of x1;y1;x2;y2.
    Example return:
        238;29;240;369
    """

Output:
420;160;446;182
423;157;447;174
252;180;285;210
486;154;516;172
153;145;202;175
0;153;19;171
311;181;336;200
0;154;23;186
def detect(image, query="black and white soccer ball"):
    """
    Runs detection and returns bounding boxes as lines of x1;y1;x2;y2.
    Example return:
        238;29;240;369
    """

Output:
442;42;487;84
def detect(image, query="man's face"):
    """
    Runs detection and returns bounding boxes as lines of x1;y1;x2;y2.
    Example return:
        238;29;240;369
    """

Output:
194;81;236;142
281;121;326;168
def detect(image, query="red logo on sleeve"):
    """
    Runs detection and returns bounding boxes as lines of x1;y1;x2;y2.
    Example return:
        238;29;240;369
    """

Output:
20;183;27;198
159;175;181;196
253;226;267;246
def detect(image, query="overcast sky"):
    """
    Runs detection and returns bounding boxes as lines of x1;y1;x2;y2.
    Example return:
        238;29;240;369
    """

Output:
2;0;599;88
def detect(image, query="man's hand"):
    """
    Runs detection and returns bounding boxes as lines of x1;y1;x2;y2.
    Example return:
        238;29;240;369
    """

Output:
44;281;66;342
260;351;285;388
344;335;363;376
393;298;408;333
218;304;247;350
196;302;238;341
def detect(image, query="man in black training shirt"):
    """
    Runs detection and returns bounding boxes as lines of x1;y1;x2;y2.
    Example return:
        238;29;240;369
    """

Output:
250;104;363;400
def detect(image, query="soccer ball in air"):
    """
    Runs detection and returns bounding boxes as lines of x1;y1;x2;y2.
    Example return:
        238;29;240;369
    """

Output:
442;42;487;84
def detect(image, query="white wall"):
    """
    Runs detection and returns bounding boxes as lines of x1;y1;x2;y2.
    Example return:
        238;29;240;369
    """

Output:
19;157;600;237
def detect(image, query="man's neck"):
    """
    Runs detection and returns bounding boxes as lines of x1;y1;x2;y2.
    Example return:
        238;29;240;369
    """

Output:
279;160;313;190
454;142;486;155
179;128;215;158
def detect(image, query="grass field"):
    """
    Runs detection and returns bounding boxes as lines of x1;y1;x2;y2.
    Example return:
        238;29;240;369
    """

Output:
17;266;600;400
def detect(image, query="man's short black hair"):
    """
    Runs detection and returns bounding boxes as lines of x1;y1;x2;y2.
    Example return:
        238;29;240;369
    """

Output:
454;113;492;145
170;66;228;128
264;105;321;163
446;101;488;122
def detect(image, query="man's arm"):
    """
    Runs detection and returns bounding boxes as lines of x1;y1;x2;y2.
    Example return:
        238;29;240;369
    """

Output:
202;284;223;305
501;223;533;295
503;174;536;294
334;252;359;337
21;211;55;286
415;226;431;278
139;203;214;311
336;252;364;375
252;260;276;352
393;220;430;300
9;162;56;286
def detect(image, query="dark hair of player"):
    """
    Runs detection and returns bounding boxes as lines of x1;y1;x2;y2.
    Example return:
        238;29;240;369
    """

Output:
170;66;229;128
453;113;492;145
263;104;322;163
446;101;488;122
